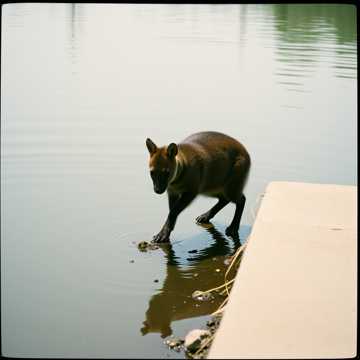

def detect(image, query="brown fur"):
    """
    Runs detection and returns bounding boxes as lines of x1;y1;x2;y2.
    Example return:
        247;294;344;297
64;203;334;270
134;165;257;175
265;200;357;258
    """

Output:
146;131;251;242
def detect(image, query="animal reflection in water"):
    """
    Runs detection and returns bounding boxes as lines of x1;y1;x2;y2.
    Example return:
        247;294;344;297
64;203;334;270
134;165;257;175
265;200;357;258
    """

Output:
141;223;249;338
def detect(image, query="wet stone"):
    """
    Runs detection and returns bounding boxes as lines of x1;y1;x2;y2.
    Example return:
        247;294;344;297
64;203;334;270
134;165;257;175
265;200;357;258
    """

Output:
165;337;184;351
167;315;223;358
206;314;223;334
192;290;214;302
137;241;159;252
184;329;211;353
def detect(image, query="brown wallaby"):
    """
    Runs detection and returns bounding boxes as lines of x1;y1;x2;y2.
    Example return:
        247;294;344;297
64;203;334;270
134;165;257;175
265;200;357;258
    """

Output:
146;131;251;242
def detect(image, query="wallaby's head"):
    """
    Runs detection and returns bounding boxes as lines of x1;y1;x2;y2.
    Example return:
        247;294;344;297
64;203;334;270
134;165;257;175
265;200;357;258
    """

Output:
146;138;178;194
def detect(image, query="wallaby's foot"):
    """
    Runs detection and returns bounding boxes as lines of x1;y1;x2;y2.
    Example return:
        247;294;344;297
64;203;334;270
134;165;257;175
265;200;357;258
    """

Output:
225;225;239;238
196;212;211;224
153;228;171;243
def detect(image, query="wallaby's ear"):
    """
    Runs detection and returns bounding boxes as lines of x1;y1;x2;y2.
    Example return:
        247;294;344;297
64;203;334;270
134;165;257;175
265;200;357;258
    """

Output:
146;138;157;155
167;143;178;158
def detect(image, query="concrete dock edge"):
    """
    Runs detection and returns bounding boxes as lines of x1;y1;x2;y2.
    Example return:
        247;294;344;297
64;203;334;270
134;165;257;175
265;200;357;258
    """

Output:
208;181;357;359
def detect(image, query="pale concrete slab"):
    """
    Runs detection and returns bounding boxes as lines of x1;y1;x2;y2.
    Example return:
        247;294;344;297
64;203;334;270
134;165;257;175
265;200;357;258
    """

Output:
209;181;357;359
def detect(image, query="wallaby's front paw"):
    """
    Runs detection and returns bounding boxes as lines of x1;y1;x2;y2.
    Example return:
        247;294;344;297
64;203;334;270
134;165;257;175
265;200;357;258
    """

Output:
153;229;170;243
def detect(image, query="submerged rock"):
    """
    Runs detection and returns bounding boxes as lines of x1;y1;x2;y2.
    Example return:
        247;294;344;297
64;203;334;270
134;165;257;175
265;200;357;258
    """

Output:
137;241;159;252
184;329;211;353
206;314;223;334
192;290;214;301
192;290;202;298
166;315;223;358
206;319;216;328
137;241;148;251
165;337;184;352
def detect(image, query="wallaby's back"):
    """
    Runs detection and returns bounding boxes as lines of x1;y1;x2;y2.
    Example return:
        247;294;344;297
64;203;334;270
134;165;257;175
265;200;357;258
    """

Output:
172;131;250;195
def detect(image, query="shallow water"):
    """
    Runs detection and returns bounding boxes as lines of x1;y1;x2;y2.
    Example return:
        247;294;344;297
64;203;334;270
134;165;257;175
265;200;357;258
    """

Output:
1;3;357;358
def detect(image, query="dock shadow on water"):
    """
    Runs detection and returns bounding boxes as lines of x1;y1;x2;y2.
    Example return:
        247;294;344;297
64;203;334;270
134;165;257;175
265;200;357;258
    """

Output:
140;223;251;339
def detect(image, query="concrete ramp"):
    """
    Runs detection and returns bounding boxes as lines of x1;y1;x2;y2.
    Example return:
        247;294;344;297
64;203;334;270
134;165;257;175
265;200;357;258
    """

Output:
209;182;357;359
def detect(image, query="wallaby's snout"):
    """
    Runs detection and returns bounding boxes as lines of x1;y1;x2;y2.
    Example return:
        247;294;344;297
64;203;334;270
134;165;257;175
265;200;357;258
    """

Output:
151;169;170;194
154;186;165;194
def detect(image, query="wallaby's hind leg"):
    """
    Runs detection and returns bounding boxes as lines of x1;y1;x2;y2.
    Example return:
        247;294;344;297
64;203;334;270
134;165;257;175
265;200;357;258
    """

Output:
196;197;229;224
225;194;246;237
224;156;250;237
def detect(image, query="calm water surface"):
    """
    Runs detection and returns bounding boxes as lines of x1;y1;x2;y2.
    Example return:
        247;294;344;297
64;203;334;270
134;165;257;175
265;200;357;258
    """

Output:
1;3;357;358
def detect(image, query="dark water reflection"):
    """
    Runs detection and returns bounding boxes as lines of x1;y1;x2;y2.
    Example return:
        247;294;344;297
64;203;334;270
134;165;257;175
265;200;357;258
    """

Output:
141;224;246;339
1;3;357;358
